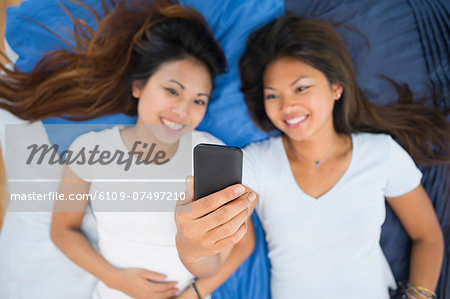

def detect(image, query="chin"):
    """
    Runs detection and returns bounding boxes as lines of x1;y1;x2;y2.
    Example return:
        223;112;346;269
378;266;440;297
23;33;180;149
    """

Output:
154;133;183;145
282;130;312;142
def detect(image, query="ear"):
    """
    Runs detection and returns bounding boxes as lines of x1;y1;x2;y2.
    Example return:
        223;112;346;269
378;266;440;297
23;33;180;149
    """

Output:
131;81;142;99
332;83;343;101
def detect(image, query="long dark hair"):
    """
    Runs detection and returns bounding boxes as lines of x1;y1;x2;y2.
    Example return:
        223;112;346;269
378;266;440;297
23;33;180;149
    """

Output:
239;15;449;166
0;0;227;122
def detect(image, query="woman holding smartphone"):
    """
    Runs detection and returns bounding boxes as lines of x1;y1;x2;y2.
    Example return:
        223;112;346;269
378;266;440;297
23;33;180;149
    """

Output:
0;1;256;298
175;15;448;299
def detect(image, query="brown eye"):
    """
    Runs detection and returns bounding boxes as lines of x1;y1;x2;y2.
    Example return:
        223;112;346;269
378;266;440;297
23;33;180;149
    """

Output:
164;87;179;96
295;86;308;93
265;94;278;100
194;99;206;105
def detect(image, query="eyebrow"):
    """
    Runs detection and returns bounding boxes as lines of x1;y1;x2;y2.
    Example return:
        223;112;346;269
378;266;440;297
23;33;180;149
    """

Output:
169;79;185;89
197;93;210;99
264;76;308;90
290;76;307;86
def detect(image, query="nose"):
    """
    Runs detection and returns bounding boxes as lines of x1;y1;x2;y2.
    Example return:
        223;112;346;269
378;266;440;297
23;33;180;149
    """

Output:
280;94;299;113
171;97;189;118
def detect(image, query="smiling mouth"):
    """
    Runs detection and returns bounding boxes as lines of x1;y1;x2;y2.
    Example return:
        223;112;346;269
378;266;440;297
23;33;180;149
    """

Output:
160;117;185;131
284;115;309;128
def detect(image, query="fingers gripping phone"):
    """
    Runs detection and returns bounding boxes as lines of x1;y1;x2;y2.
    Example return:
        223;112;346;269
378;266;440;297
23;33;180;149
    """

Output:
193;143;243;201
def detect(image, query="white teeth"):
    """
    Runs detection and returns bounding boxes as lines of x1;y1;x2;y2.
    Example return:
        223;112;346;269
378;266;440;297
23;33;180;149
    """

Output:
161;118;184;130
286;115;307;125
166;123;183;130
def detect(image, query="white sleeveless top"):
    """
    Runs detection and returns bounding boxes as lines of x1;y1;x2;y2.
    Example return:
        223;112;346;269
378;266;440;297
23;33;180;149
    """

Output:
69;126;221;299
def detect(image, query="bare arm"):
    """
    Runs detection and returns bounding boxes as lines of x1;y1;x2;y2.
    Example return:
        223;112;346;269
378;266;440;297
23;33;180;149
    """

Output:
51;165;118;284
51;165;177;299
386;184;444;291
177;218;256;299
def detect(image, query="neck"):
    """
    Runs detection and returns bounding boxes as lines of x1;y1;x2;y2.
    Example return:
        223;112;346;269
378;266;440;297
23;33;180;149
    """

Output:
283;129;344;164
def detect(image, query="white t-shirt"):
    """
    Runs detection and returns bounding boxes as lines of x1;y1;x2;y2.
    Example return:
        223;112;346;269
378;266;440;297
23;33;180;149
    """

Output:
68;126;221;299
242;133;422;299
0;109;97;299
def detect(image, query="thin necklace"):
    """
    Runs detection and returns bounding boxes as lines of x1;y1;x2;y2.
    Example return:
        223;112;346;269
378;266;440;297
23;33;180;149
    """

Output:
296;142;337;167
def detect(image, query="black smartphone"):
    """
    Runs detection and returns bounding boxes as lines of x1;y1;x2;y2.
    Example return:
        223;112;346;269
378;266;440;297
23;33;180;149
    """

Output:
193;143;243;201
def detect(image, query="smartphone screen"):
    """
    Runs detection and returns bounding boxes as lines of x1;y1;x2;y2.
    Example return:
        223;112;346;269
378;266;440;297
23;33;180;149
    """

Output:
193;143;243;201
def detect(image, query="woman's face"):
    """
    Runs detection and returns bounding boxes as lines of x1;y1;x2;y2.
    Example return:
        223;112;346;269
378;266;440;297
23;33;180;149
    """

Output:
132;58;212;144
263;57;342;142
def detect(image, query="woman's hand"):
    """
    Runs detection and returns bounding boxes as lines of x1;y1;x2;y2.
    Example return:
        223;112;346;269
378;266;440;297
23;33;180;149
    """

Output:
107;268;179;299
175;177;256;277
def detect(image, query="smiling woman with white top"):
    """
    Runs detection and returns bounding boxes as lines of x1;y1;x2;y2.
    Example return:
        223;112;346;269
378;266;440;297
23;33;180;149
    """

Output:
175;15;449;299
0;1;256;299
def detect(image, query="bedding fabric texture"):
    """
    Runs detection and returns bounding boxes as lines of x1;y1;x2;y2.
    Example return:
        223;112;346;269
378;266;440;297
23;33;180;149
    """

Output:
4;0;450;298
